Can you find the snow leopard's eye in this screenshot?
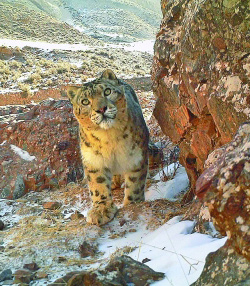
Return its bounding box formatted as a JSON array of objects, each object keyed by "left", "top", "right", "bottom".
[
  {"left": 81, "top": 98, "right": 90, "bottom": 105},
  {"left": 104, "top": 88, "right": 111, "bottom": 96}
]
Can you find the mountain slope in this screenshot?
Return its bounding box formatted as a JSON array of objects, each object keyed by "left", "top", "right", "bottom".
[
  {"left": 63, "top": 0, "right": 161, "bottom": 42},
  {"left": 0, "top": 0, "right": 100, "bottom": 44},
  {"left": 0, "top": 0, "right": 161, "bottom": 44}
]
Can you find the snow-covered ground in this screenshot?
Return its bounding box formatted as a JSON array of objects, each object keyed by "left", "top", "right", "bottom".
[
  {"left": 107, "top": 40, "right": 154, "bottom": 54},
  {"left": 10, "top": 144, "right": 36, "bottom": 162},
  {"left": 0, "top": 38, "right": 154, "bottom": 54},
  {"left": 99, "top": 164, "right": 227, "bottom": 286},
  {"left": 146, "top": 164, "right": 189, "bottom": 201},
  {"left": 100, "top": 217, "right": 226, "bottom": 286},
  {"left": 0, "top": 163, "right": 227, "bottom": 285}
]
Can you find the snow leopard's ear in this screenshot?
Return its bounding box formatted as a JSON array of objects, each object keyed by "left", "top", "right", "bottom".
[
  {"left": 101, "top": 69, "right": 118, "bottom": 82},
  {"left": 67, "top": 86, "right": 82, "bottom": 104}
]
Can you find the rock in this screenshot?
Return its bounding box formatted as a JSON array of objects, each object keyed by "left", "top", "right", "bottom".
[
  {"left": 70, "top": 211, "right": 84, "bottom": 220},
  {"left": 192, "top": 241, "right": 250, "bottom": 285},
  {"left": 43, "top": 201, "right": 62, "bottom": 210},
  {"left": 58, "top": 256, "right": 67, "bottom": 263},
  {"left": 0, "top": 86, "right": 68, "bottom": 106},
  {"left": 78, "top": 241, "right": 97, "bottom": 258},
  {"left": 0, "top": 269, "right": 12, "bottom": 282},
  {"left": 0, "top": 46, "right": 24, "bottom": 61},
  {"left": 49, "top": 271, "right": 81, "bottom": 286},
  {"left": 67, "top": 272, "right": 107, "bottom": 286},
  {"left": 36, "top": 271, "right": 48, "bottom": 279},
  {"left": 151, "top": 0, "right": 249, "bottom": 192},
  {"left": 104, "top": 255, "right": 164, "bottom": 285},
  {"left": 196, "top": 122, "right": 250, "bottom": 261},
  {"left": 23, "top": 262, "right": 40, "bottom": 271},
  {"left": 13, "top": 269, "right": 33, "bottom": 284},
  {"left": 0, "top": 220, "right": 4, "bottom": 230},
  {"left": 0, "top": 99, "right": 83, "bottom": 199},
  {"left": 50, "top": 255, "right": 164, "bottom": 286},
  {"left": 142, "top": 257, "right": 151, "bottom": 264},
  {"left": 119, "top": 218, "right": 127, "bottom": 227},
  {"left": 0, "top": 188, "right": 12, "bottom": 199},
  {"left": 13, "top": 174, "right": 25, "bottom": 199}
]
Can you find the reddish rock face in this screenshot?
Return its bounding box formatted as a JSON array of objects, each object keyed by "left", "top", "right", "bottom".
[
  {"left": 196, "top": 122, "right": 250, "bottom": 261},
  {"left": 0, "top": 46, "right": 24, "bottom": 60},
  {"left": 0, "top": 99, "right": 83, "bottom": 199},
  {"left": 192, "top": 241, "right": 250, "bottom": 285},
  {"left": 0, "top": 86, "right": 68, "bottom": 106},
  {"left": 152, "top": 0, "right": 249, "bottom": 191}
]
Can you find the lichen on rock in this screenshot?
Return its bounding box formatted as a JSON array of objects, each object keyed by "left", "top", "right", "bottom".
[
  {"left": 192, "top": 241, "right": 250, "bottom": 286},
  {"left": 196, "top": 122, "right": 250, "bottom": 261},
  {"left": 152, "top": 0, "right": 250, "bottom": 191}
]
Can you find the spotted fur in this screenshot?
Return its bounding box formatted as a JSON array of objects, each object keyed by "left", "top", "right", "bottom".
[{"left": 67, "top": 69, "right": 149, "bottom": 225}]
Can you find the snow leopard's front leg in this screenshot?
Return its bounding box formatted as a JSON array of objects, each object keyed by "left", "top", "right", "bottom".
[
  {"left": 123, "top": 159, "right": 148, "bottom": 205},
  {"left": 85, "top": 167, "right": 118, "bottom": 225}
]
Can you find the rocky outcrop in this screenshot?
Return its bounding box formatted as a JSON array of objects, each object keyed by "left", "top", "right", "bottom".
[
  {"left": 0, "top": 99, "right": 83, "bottom": 199},
  {"left": 49, "top": 255, "right": 164, "bottom": 286},
  {"left": 196, "top": 122, "right": 250, "bottom": 261},
  {"left": 152, "top": 0, "right": 250, "bottom": 191},
  {"left": 0, "top": 46, "right": 24, "bottom": 61},
  {"left": 0, "top": 86, "right": 68, "bottom": 106},
  {"left": 192, "top": 241, "right": 250, "bottom": 286}
]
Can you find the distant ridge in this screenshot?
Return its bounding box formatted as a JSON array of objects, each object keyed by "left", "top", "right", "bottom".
[
  {"left": 0, "top": 0, "right": 161, "bottom": 44},
  {"left": 0, "top": 0, "right": 100, "bottom": 44}
]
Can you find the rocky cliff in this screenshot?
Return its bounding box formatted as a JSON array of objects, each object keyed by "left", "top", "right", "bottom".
[
  {"left": 193, "top": 122, "right": 250, "bottom": 284},
  {"left": 152, "top": 0, "right": 250, "bottom": 191}
]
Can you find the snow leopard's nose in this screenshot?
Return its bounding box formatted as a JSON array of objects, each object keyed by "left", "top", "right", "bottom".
[{"left": 96, "top": 106, "right": 107, "bottom": 114}]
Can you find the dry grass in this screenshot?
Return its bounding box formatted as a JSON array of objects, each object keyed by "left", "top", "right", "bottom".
[
  {"left": 0, "top": 46, "right": 152, "bottom": 103},
  {"left": 0, "top": 2, "right": 99, "bottom": 45}
]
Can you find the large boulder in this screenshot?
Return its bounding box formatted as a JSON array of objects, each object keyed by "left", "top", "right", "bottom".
[
  {"left": 192, "top": 241, "right": 250, "bottom": 286},
  {"left": 0, "top": 46, "right": 24, "bottom": 61},
  {"left": 0, "top": 99, "right": 83, "bottom": 199},
  {"left": 193, "top": 122, "right": 250, "bottom": 284},
  {"left": 196, "top": 122, "right": 250, "bottom": 261},
  {"left": 152, "top": 0, "right": 250, "bottom": 191},
  {"left": 49, "top": 255, "right": 164, "bottom": 286}
]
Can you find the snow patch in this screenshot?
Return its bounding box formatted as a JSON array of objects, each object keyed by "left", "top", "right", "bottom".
[
  {"left": 0, "top": 38, "right": 154, "bottom": 54},
  {"left": 223, "top": 75, "right": 242, "bottom": 97},
  {"left": 0, "top": 38, "right": 91, "bottom": 52},
  {"left": 106, "top": 40, "right": 154, "bottom": 54},
  {"left": 146, "top": 164, "right": 189, "bottom": 201},
  {"left": 10, "top": 145, "right": 36, "bottom": 161},
  {"left": 99, "top": 216, "right": 227, "bottom": 286},
  {"left": 0, "top": 140, "right": 6, "bottom": 146}
]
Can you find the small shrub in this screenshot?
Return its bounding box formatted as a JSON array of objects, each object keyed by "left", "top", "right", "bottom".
[
  {"left": 26, "top": 72, "right": 42, "bottom": 84},
  {"left": 12, "top": 71, "right": 22, "bottom": 81},
  {"left": 0, "top": 66, "right": 11, "bottom": 75},
  {"left": 46, "top": 79, "right": 53, "bottom": 86},
  {"left": 18, "top": 83, "right": 32, "bottom": 98},
  {"left": 9, "top": 60, "right": 22, "bottom": 68},
  {"left": 56, "top": 62, "right": 71, "bottom": 74}
]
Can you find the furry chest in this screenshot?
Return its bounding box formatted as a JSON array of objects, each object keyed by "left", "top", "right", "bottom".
[{"left": 81, "top": 134, "right": 143, "bottom": 174}]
